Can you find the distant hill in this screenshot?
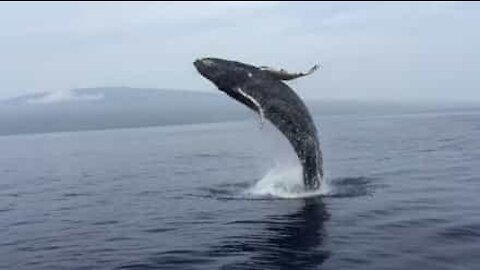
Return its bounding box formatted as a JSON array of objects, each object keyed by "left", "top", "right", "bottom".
[
  {"left": 1, "top": 87, "right": 479, "bottom": 136},
  {"left": 0, "top": 87, "right": 249, "bottom": 136}
]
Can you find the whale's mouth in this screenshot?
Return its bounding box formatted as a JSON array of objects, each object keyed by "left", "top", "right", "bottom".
[{"left": 193, "top": 59, "right": 211, "bottom": 78}]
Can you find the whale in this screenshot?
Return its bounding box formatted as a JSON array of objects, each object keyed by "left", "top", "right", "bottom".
[{"left": 194, "top": 58, "right": 323, "bottom": 190}]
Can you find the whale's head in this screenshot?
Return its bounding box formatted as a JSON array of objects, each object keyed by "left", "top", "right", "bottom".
[
  {"left": 194, "top": 57, "right": 263, "bottom": 112},
  {"left": 194, "top": 58, "right": 258, "bottom": 93}
]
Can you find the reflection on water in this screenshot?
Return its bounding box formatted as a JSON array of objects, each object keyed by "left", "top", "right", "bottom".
[
  {"left": 132, "top": 198, "right": 330, "bottom": 269},
  {"left": 125, "top": 178, "right": 375, "bottom": 269},
  {"left": 213, "top": 198, "right": 330, "bottom": 269}
]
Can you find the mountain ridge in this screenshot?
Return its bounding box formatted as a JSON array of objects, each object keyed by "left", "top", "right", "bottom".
[{"left": 1, "top": 87, "right": 479, "bottom": 136}]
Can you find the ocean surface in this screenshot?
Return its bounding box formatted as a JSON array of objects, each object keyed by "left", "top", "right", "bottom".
[{"left": 1, "top": 110, "right": 480, "bottom": 269}]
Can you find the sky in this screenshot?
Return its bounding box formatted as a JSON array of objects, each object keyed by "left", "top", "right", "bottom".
[{"left": 0, "top": 1, "right": 479, "bottom": 102}]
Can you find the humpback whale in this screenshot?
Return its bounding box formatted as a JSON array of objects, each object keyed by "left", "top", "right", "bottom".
[{"left": 194, "top": 58, "right": 322, "bottom": 190}]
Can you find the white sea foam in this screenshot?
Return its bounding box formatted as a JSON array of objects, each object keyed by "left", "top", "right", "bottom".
[{"left": 245, "top": 164, "right": 330, "bottom": 199}]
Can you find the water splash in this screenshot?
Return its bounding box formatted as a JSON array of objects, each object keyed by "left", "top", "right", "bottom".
[
  {"left": 197, "top": 173, "right": 373, "bottom": 200},
  {"left": 245, "top": 164, "right": 331, "bottom": 199},
  {"left": 240, "top": 121, "right": 330, "bottom": 199}
]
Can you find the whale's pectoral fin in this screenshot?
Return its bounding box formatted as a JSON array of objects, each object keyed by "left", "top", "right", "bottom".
[
  {"left": 236, "top": 87, "right": 265, "bottom": 128},
  {"left": 259, "top": 64, "right": 320, "bottom": 81},
  {"left": 305, "top": 64, "right": 320, "bottom": 76}
]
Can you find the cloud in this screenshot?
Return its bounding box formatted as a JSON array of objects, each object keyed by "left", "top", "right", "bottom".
[
  {"left": 27, "top": 90, "right": 103, "bottom": 104},
  {"left": 0, "top": 2, "right": 479, "bottom": 102}
]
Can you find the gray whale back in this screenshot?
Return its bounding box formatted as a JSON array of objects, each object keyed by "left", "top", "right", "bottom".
[{"left": 194, "top": 58, "right": 323, "bottom": 190}]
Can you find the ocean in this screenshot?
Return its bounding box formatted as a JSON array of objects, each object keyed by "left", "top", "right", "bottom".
[{"left": 1, "top": 109, "right": 480, "bottom": 269}]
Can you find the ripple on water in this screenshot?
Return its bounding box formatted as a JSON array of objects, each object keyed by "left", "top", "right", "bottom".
[
  {"left": 435, "top": 223, "right": 480, "bottom": 242},
  {"left": 193, "top": 175, "right": 378, "bottom": 201}
]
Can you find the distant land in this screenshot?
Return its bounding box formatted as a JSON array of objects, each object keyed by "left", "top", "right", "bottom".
[{"left": 1, "top": 87, "right": 479, "bottom": 136}]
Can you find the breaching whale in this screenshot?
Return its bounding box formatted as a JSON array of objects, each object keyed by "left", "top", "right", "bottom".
[{"left": 194, "top": 58, "right": 322, "bottom": 190}]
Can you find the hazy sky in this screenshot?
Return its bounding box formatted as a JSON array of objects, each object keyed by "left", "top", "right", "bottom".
[{"left": 1, "top": 1, "right": 479, "bottom": 101}]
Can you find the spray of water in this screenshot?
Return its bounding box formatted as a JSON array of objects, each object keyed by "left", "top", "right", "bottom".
[
  {"left": 243, "top": 121, "right": 331, "bottom": 199},
  {"left": 246, "top": 164, "right": 330, "bottom": 199}
]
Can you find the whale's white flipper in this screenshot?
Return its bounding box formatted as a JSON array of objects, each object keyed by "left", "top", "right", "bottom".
[{"left": 237, "top": 87, "right": 265, "bottom": 128}]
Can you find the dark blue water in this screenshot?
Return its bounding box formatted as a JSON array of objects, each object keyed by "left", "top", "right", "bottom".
[{"left": 1, "top": 111, "right": 480, "bottom": 269}]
